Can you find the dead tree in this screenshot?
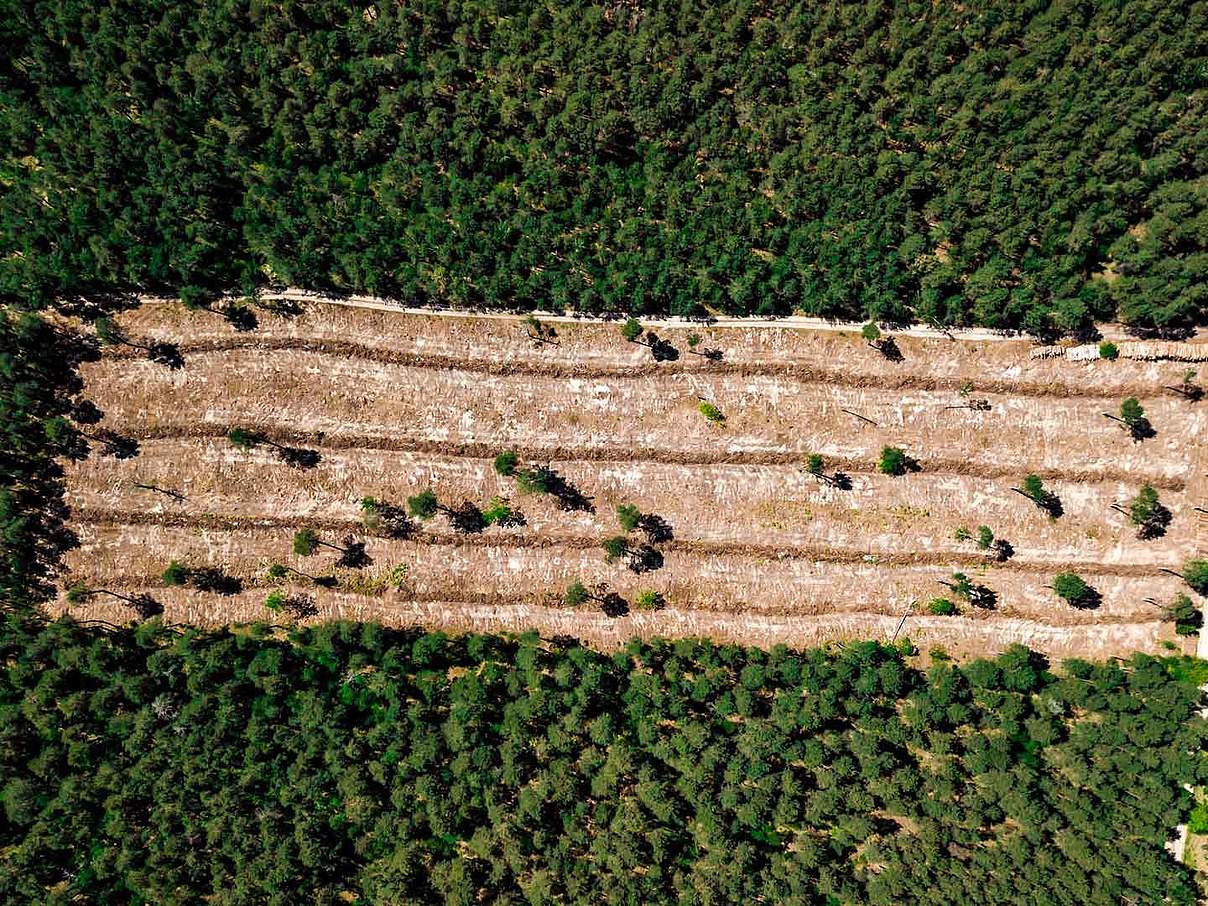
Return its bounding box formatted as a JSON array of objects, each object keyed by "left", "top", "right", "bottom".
[
  {"left": 132, "top": 480, "right": 186, "bottom": 501},
  {"left": 840, "top": 407, "right": 878, "bottom": 427}
]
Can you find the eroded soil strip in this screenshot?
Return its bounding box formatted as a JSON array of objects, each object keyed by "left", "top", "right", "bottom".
[
  {"left": 89, "top": 424, "right": 1190, "bottom": 491},
  {"left": 100, "top": 338, "right": 1179, "bottom": 400}
]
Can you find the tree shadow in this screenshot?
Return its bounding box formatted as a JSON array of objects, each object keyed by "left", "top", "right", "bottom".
[
  {"left": 262, "top": 298, "right": 305, "bottom": 318},
  {"left": 448, "top": 502, "right": 487, "bottom": 535},
  {"left": 638, "top": 514, "right": 674, "bottom": 543},
  {"left": 627, "top": 544, "right": 664, "bottom": 574},
  {"left": 282, "top": 594, "right": 319, "bottom": 619},
  {"left": 372, "top": 503, "right": 416, "bottom": 539},
  {"left": 277, "top": 447, "right": 322, "bottom": 470},
  {"left": 1069, "top": 587, "right": 1102, "bottom": 610},
  {"left": 1031, "top": 492, "right": 1063, "bottom": 518},
  {"left": 1127, "top": 418, "right": 1156, "bottom": 442},
  {"left": 1125, "top": 324, "right": 1196, "bottom": 341},
  {"left": 147, "top": 342, "right": 185, "bottom": 370},
  {"left": 990, "top": 539, "right": 1015, "bottom": 562},
  {"left": 189, "top": 567, "right": 243, "bottom": 596},
  {"left": 647, "top": 333, "right": 680, "bottom": 362},
  {"left": 543, "top": 469, "right": 594, "bottom": 513},
  {"left": 968, "top": 585, "right": 997, "bottom": 610},
  {"left": 876, "top": 338, "right": 904, "bottom": 362},
  {"left": 1137, "top": 505, "right": 1172, "bottom": 540},
  {"left": 336, "top": 540, "right": 372, "bottom": 569},
  {"left": 832, "top": 472, "right": 854, "bottom": 491},
  {"left": 222, "top": 304, "right": 259, "bottom": 332},
  {"left": 600, "top": 593, "right": 630, "bottom": 618},
  {"left": 129, "top": 593, "right": 164, "bottom": 619},
  {"left": 71, "top": 399, "right": 104, "bottom": 425},
  {"left": 1068, "top": 326, "right": 1104, "bottom": 344},
  {"left": 94, "top": 431, "right": 140, "bottom": 460},
  {"left": 313, "top": 576, "right": 339, "bottom": 589}
]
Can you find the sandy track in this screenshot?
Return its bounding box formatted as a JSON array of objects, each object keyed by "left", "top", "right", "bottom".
[{"left": 56, "top": 301, "right": 1207, "bottom": 658}]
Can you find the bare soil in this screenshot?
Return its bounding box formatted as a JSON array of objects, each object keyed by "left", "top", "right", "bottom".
[{"left": 54, "top": 302, "right": 1208, "bottom": 659}]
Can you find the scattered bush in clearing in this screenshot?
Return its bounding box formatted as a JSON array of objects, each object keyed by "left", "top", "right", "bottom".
[
  {"left": 564, "top": 582, "right": 592, "bottom": 607},
  {"left": 1182, "top": 559, "right": 1208, "bottom": 596},
  {"left": 616, "top": 504, "right": 642, "bottom": 533},
  {"left": 521, "top": 313, "right": 557, "bottom": 346},
  {"left": 1166, "top": 369, "right": 1203, "bottom": 402},
  {"left": 941, "top": 572, "right": 997, "bottom": 609},
  {"left": 514, "top": 467, "right": 554, "bottom": 495},
  {"left": 1098, "top": 341, "right": 1119, "bottom": 360},
  {"left": 227, "top": 427, "right": 261, "bottom": 452},
  {"left": 1125, "top": 485, "right": 1171, "bottom": 540},
  {"left": 1015, "top": 474, "right": 1063, "bottom": 517},
  {"left": 1105, "top": 397, "right": 1154, "bottom": 440},
  {"left": 878, "top": 446, "right": 914, "bottom": 476},
  {"left": 1162, "top": 594, "right": 1202, "bottom": 636},
  {"left": 359, "top": 497, "right": 414, "bottom": 538},
  {"left": 406, "top": 489, "right": 440, "bottom": 520},
  {"left": 806, "top": 454, "right": 825, "bottom": 478},
  {"left": 493, "top": 451, "right": 519, "bottom": 477},
  {"left": 481, "top": 496, "right": 523, "bottom": 527},
  {"left": 264, "top": 590, "right": 317, "bottom": 619},
  {"left": 698, "top": 401, "right": 724, "bottom": 423},
  {"left": 634, "top": 590, "right": 665, "bottom": 611},
  {"left": 293, "top": 528, "right": 320, "bottom": 556},
  {"left": 162, "top": 560, "right": 189, "bottom": 587},
  {"left": 227, "top": 426, "right": 319, "bottom": 469},
  {"left": 928, "top": 598, "right": 958, "bottom": 616},
  {"left": 601, "top": 536, "right": 630, "bottom": 564},
  {"left": 1051, "top": 572, "right": 1099, "bottom": 608},
  {"left": 64, "top": 583, "right": 162, "bottom": 618}
]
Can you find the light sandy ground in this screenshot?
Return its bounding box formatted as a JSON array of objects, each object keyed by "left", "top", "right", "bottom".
[{"left": 55, "top": 300, "right": 1208, "bottom": 660}]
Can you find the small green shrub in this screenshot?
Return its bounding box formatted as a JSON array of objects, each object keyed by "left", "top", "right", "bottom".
[
  {"left": 1098, "top": 341, "right": 1119, "bottom": 360},
  {"left": 162, "top": 560, "right": 189, "bottom": 586},
  {"left": 1182, "top": 559, "right": 1208, "bottom": 596},
  {"left": 975, "top": 525, "right": 994, "bottom": 550},
  {"left": 1052, "top": 572, "right": 1093, "bottom": 605},
  {"left": 878, "top": 446, "right": 912, "bottom": 476},
  {"left": 634, "top": 590, "right": 664, "bottom": 610},
  {"left": 407, "top": 489, "right": 440, "bottom": 519},
  {"left": 927, "top": 598, "right": 958, "bottom": 616},
  {"left": 493, "top": 451, "right": 519, "bottom": 477}
]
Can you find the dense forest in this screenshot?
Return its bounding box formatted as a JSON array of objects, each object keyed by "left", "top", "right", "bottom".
[
  {"left": 2, "top": 0, "right": 1205, "bottom": 330},
  {"left": 1, "top": 616, "right": 1206, "bottom": 905}
]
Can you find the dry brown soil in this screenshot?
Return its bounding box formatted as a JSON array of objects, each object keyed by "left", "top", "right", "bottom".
[{"left": 52, "top": 302, "right": 1208, "bottom": 659}]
